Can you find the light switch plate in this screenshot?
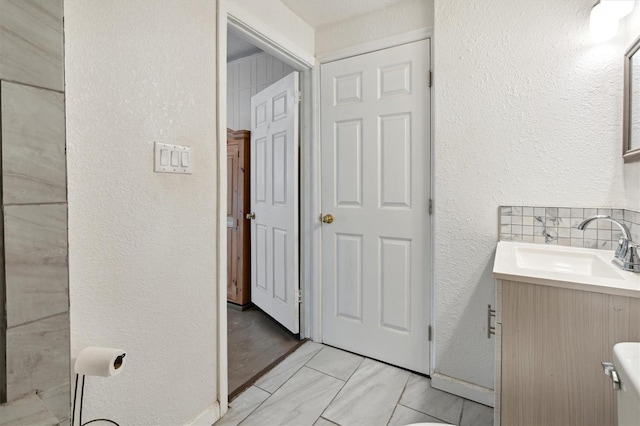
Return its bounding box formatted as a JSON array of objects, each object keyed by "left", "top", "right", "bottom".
[{"left": 154, "top": 142, "right": 192, "bottom": 174}]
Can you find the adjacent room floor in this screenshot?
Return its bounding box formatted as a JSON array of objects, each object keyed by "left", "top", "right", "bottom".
[
  {"left": 218, "top": 341, "right": 494, "bottom": 426},
  {"left": 228, "top": 305, "right": 303, "bottom": 397}
]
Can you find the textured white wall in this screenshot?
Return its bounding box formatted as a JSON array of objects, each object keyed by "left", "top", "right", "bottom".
[
  {"left": 315, "top": 0, "right": 434, "bottom": 56},
  {"left": 65, "top": 1, "right": 219, "bottom": 424},
  {"left": 434, "top": 0, "right": 640, "bottom": 392}
]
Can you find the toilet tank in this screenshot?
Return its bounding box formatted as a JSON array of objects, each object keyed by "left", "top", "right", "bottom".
[{"left": 613, "top": 342, "right": 640, "bottom": 426}]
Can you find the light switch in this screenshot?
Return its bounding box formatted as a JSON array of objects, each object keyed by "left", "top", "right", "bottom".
[
  {"left": 160, "top": 149, "right": 169, "bottom": 166},
  {"left": 154, "top": 142, "right": 193, "bottom": 174}
]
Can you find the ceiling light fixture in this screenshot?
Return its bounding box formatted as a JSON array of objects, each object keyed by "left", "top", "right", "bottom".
[
  {"left": 601, "top": 0, "right": 635, "bottom": 19},
  {"left": 590, "top": 0, "right": 636, "bottom": 43}
]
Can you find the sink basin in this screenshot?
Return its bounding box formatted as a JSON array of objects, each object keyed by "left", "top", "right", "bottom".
[
  {"left": 515, "top": 246, "right": 623, "bottom": 280},
  {"left": 493, "top": 242, "right": 640, "bottom": 298}
]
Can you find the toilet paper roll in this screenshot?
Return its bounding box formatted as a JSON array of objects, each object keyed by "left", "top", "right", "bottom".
[{"left": 75, "top": 346, "right": 126, "bottom": 377}]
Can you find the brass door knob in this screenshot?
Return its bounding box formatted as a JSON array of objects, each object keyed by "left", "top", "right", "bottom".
[
  {"left": 321, "top": 214, "right": 334, "bottom": 224},
  {"left": 246, "top": 212, "right": 256, "bottom": 220}
]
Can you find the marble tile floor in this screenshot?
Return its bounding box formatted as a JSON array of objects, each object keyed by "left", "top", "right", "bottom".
[{"left": 216, "top": 341, "right": 493, "bottom": 426}]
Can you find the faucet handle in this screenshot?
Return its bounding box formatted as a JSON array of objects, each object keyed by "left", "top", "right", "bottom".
[
  {"left": 615, "top": 238, "right": 629, "bottom": 260},
  {"left": 623, "top": 242, "right": 640, "bottom": 272}
]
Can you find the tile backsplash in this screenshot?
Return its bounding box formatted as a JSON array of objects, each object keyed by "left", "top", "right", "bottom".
[{"left": 499, "top": 206, "right": 640, "bottom": 250}]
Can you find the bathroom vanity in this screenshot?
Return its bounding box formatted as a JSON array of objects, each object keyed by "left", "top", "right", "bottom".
[{"left": 493, "top": 242, "right": 640, "bottom": 426}]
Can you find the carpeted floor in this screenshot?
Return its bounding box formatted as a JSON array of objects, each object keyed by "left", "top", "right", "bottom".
[{"left": 227, "top": 305, "right": 302, "bottom": 398}]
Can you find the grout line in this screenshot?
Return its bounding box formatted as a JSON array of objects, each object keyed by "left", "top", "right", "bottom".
[
  {"left": 317, "top": 379, "right": 348, "bottom": 425},
  {"left": 316, "top": 417, "right": 340, "bottom": 425},
  {"left": 394, "top": 373, "right": 412, "bottom": 410},
  {"left": 0, "top": 78, "right": 64, "bottom": 94},
  {"left": 339, "top": 356, "right": 365, "bottom": 384},
  {"left": 386, "top": 404, "right": 399, "bottom": 426},
  {"left": 317, "top": 356, "right": 356, "bottom": 423},
  {"left": 252, "top": 383, "right": 271, "bottom": 394},
  {"left": 305, "top": 344, "right": 325, "bottom": 364},
  {"left": 386, "top": 373, "right": 412, "bottom": 426},
  {"left": 304, "top": 364, "right": 347, "bottom": 382},
  {"left": 3, "top": 201, "right": 68, "bottom": 207},
  {"left": 6, "top": 311, "right": 68, "bottom": 330},
  {"left": 397, "top": 376, "right": 466, "bottom": 423},
  {"left": 256, "top": 343, "right": 323, "bottom": 396},
  {"left": 242, "top": 344, "right": 342, "bottom": 426},
  {"left": 236, "top": 389, "right": 271, "bottom": 426},
  {"left": 396, "top": 402, "right": 453, "bottom": 424},
  {"left": 459, "top": 398, "right": 466, "bottom": 425}
]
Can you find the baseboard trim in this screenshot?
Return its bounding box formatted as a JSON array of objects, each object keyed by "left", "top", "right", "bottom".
[
  {"left": 186, "top": 401, "right": 221, "bottom": 426},
  {"left": 430, "top": 373, "right": 494, "bottom": 407}
]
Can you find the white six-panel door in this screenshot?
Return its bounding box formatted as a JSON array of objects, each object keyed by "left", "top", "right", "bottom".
[
  {"left": 250, "top": 72, "right": 299, "bottom": 334},
  {"left": 320, "top": 40, "right": 431, "bottom": 373}
]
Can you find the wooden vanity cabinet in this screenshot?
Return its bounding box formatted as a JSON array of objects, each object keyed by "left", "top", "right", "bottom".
[
  {"left": 495, "top": 280, "right": 640, "bottom": 426},
  {"left": 227, "top": 129, "right": 251, "bottom": 306}
]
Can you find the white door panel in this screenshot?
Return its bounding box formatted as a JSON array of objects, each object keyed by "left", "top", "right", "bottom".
[
  {"left": 321, "top": 40, "right": 431, "bottom": 373},
  {"left": 250, "top": 71, "right": 299, "bottom": 334}
]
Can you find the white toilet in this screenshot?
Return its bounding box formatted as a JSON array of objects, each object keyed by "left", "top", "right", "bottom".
[{"left": 612, "top": 342, "right": 640, "bottom": 425}]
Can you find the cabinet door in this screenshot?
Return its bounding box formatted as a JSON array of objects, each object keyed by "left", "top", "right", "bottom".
[{"left": 501, "top": 282, "right": 640, "bottom": 426}]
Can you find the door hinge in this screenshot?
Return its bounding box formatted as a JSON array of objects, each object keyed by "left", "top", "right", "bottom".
[
  {"left": 295, "top": 288, "right": 302, "bottom": 304},
  {"left": 429, "top": 198, "right": 433, "bottom": 215},
  {"left": 428, "top": 70, "right": 432, "bottom": 88},
  {"left": 428, "top": 325, "right": 432, "bottom": 341},
  {"left": 294, "top": 91, "right": 302, "bottom": 104}
]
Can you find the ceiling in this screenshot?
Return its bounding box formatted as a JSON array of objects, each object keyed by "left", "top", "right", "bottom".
[
  {"left": 227, "top": 30, "right": 262, "bottom": 62},
  {"left": 280, "top": 0, "right": 405, "bottom": 28},
  {"left": 227, "top": 0, "right": 407, "bottom": 62}
]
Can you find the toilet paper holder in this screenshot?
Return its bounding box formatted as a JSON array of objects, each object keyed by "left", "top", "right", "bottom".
[{"left": 72, "top": 347, "right": 127, "bottom": 426}]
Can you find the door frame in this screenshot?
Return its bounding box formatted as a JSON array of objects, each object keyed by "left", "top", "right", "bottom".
[
  {"left": 312, "top": 28, "right": 435, "bottom": 372},
  {"left": 216, "top": 0, "right": 436, "bottom": 414},
  {"left": 215, "top": 0, "right": 315, "bottom": 417}
]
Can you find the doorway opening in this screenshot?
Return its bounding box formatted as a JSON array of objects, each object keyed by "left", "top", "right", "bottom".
[{"left": 225, "top": 26, "right": 308, "bottom": 399}]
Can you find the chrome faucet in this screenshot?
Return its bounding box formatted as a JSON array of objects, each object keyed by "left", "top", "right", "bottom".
[
  {"left": 578, "top": 215, "right": 639, "bottom": 273},
  {"left": 578, "top": 215, "right": 631, "bottom": 239}
]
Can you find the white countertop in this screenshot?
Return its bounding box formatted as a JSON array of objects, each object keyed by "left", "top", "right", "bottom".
[{"left": 493, "top": 241, "right": 640, "bottom": 298}]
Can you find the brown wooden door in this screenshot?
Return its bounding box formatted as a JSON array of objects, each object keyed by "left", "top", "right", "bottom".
[
  {"left": 227, "top": 143, "right": 240, "bottom": 301},
  {"left": 227, "top": 129, "right": 251, "bottom": 305}
]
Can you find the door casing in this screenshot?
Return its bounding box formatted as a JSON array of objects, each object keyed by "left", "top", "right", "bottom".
[
  {"left": 216, "top": 0, "right": 435, "bottom": 417},
  {"left": 215, "top": 0, "right": 315, "bottom": 418}
]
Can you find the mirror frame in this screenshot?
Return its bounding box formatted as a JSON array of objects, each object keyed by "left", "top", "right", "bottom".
[{"left": 623, "top": 35, "right": 640, "bottom": 162}]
